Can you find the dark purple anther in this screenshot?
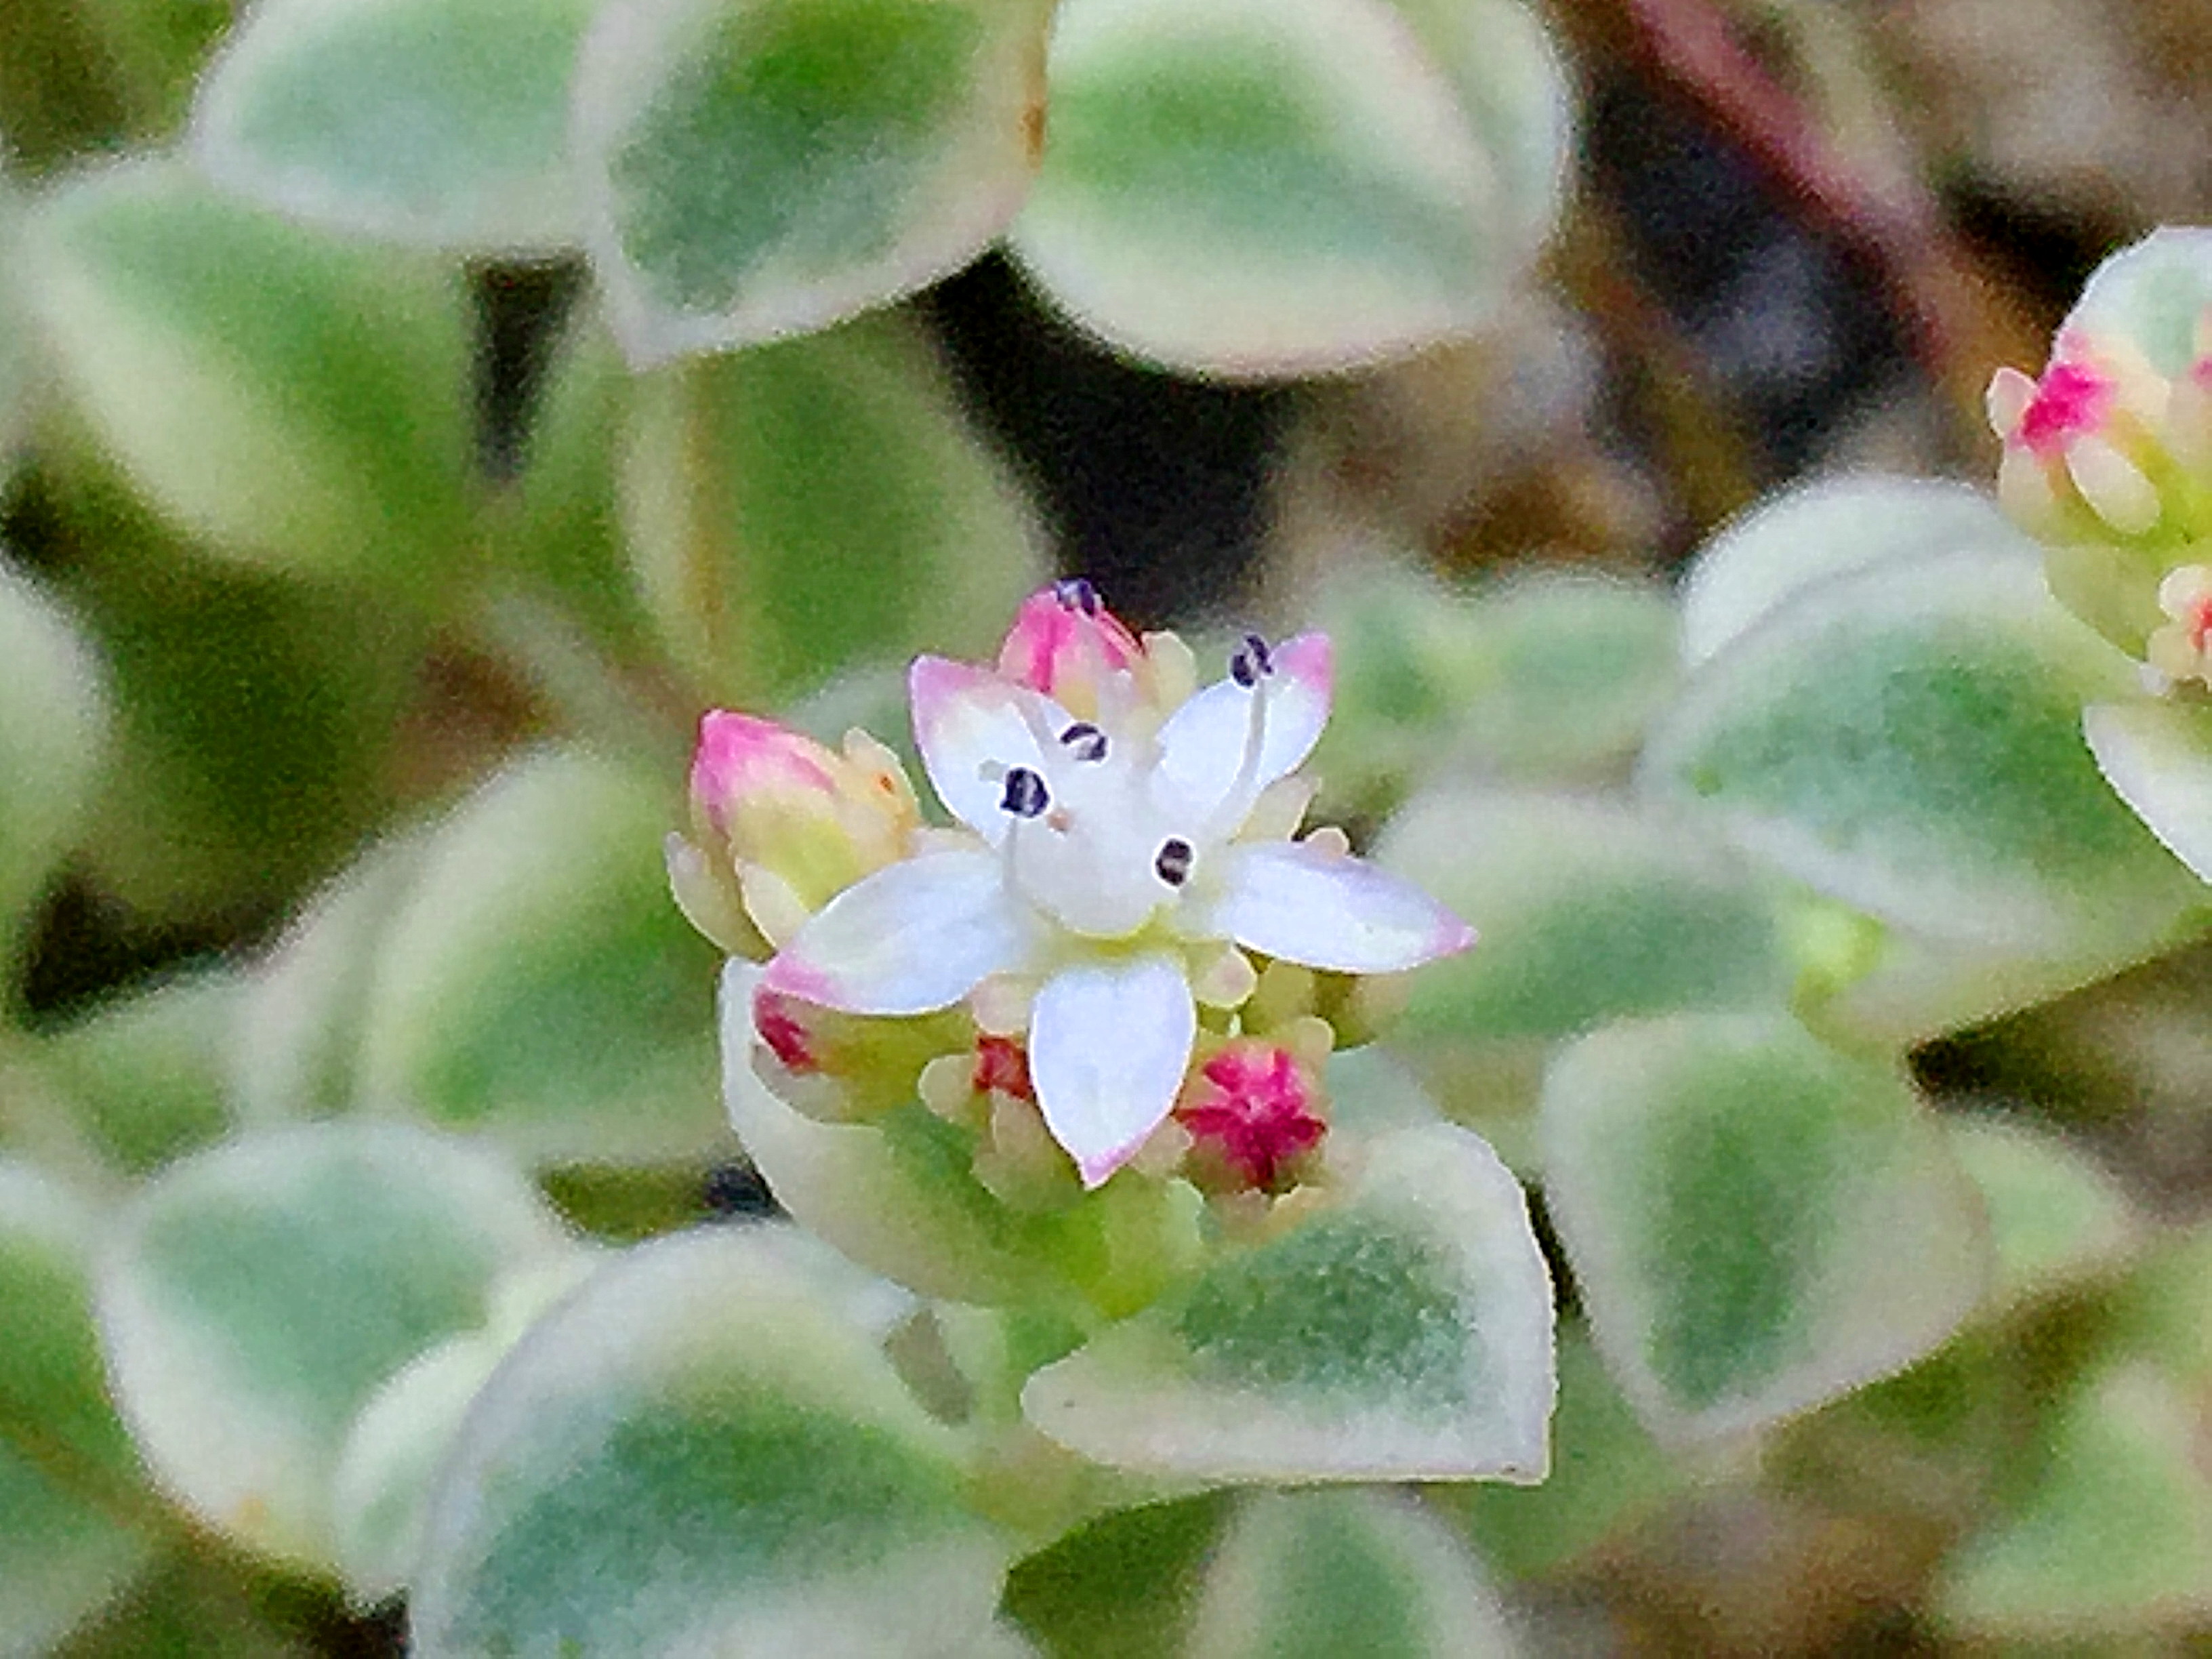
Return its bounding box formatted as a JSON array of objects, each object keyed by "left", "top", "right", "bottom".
[
  {"left": 1229, "top": 632, "right": 1273, "bottom": 688},
  {"left": 1053, "top": 577, "right": 1101, "bottom": 615},
  {"left": 1000, "top": 766, "right": 1050, "bottom": 818},
  {"left": 1059, "top": 721, "right": 1108, "bottom": 762},
  {"left": 1154, "top": 838, "right": 1194, "bottom": 886}
]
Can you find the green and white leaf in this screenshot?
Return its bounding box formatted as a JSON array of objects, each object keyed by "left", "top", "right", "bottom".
[
  {"left": 2064, "top": 226, "right": 2212, "bottom": 378},
  {"left": 1639, "top": 545, "right": 2203, "bottom": 956},
  {"left": 575, "top": 0, "right": 1050, "bottom": 362},
  {"left": 1022, "top": 1123, "right": 1554, "bottom": 1483},
  {"left": 18, "top": 161, "right": 475, "bottom": 592},
  {"left": 193, "top": 0, "right": 598, "bottom": 249},
  {"left": 0, "top": 561, "right": 108, "bottom": 981},
  {"left": 1011, "top": 0, "right": 1567, "bottom": 376},
  {"left": 359, "top": 750, "right": 726, "bottom": 1164},
  {"left": 1438, "top": 1326, "right": 1678, "bottom": 1580},
  {"left": 94, "top": 1122, "right": 575, "bottom": 1570},
  {"left": 2084, "top": 696, "right": 2212, "bottom": 884},
  {"left": 1375, "top": 787, "right": 1788, "bottom": 1051},
  {"left": 1678, "top": 474, "right": 2031, "bottom": 667},
  {"left": 1936, "top": 1362, "right": 2212, "bottom": 1641},
  {"left": 232, "top": 830, "right": 428, "bottom": 1124},
  {"left": 722, "top": 962, "right": 1065, "bottom": 1307},
  {"left": 624, "top": 310, "right": 1044, "bottom": 701},
  {"left": 409, "top": 1225, "right": 1011, "bottom": 1658},
  {"left": 1185, "top": 1488, "right": 1520, "bottom": 1658},
  {"left": 1540, "top": 1012, "right": 1987, "bottom": 1440}
]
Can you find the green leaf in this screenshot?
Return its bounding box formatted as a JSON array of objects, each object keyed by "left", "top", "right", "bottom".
[
  {"left": 1936, "top": 1363, "right": 2212, "bottom": 1641},
  {"left": 1639, "top": 545, "right": 2203, "bottom": 956},
  {"left": 2084, "top": 696, "right": 2212, "bottom": 884},
  {"left": 0, "top": 1163, "right": 140, "bottom": 1487},
  {"left": 18, "top": 160, "right": 475, "bottom": 592},
  {"left": 1002, "top": 1493, "right": 1233, "bottom": 1659},
  {"left": 409, "top": 1225, "right": 1012, "bottom": 1657},
  {"left": 1678, "top": 475, "right": 2031, "bottom": 667},
  {"left": 0, "top": 1446, "right": 152, "bottom": 1658},
  {"left": 1946, "top": 1114, "right": 2137, "bottom": 1311},
  {"left": 193, "top": 0, "right": 598, "bottom": 249},
  {"left": 1185, "top": 1488, "right": 1520, "bottom": 1659},
  {"left": 0, "top": 1164, "right": 157, "bottom": 1654},
  {"left": 1009, "top": 0, "right": 1567, "bottom": 375},
  {"left": 575, "top": 0, "right": 1049, "bottom": 361},
  {"left": 31, "top": 969, "right": 243, "bottom": 1174},
  {"left": 95, "top": 1122, "right": 575, "bottom": 1569},
  {"left": 623, "top": 309, "right": 1044, "bottom": 701},
  {"left": 358, "top": 749, "right": 726, "bottom": 1164},
  {"left": 1022, "top": 1124, "right": 1554, "bottom": 1482},
  {"left": 61, "top": 538, "right": 423, "bottom": 924},
  {"left": 1438, "top": 1326, "right": 1678, "bottom": 1580},
  {"left": 0, "top": 561, "right": 108, "bottom": 986},
  {"left": 1539, "top": 1012, "right": 1987, "bottom": 1439},
  {"left": 1377, "top": 788, "right": 1788, "bottom": 1052}
]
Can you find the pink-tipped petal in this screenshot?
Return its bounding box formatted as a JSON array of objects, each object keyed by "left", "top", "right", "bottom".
[
  {"left": 909, "top": 655, "right": 1062, "bottom": 842},
  {"left": 1154, "top": 632, "right": 1333, "bottom": 823},
  {"left": 1029, "top": 954, "right": 1196, "bottom": 1188},
  {"left": 762, "top": 850, "right": 1034, "bottom": 1015},
  {"left": 1213, "top": 840, "right": 1475, "bottom": 974}
]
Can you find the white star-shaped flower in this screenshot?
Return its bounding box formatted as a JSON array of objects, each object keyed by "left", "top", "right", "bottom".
[{"left": 759, "top": 611, "right": 1473, "bottom": 1186}]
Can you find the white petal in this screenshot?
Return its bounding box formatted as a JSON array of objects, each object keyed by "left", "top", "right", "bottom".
[
  {"left": 2066, "top": 435, "right": 2160, "bottom": 536},
  {"left": 1029, "top": 954, "right": 1196, "bottom": 1189},
  {"left": 762, "top": 850, "right": 1035, "bottom": 1015},
  {"left": 1154, "top": 633, "right": 1332, "bottom": 825},
  {"left": 909, "top": 656, "right": 1065, "bottom": 842},
  {"left": 1212, "top": 841, "right": 1475, "bottom": 973}
]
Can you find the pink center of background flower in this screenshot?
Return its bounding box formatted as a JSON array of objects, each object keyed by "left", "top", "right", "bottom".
[
  {"left": 1175, "top": 1044, "right": 1326, "bottom": 1191},
  {"left": 2017, "top": 361, "right": 2113, "bottom": 456},
  {"left": 972, "top": 1035, "right": 1034, "bottom": 1101},
  {"left": 2189, "top": 594, "right": 2212, "bottom": 655},
  {"left": 752, "top": 986, "right": 817, "bottom": 1073}
]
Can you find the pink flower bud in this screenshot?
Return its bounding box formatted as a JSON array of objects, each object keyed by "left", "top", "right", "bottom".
[
  {"left": 1174, "top": 1040, "right": 1327, "bottom": 1193},
  {"left": 684, "top": 713, "right": 916, "bottom": 948},
  {"left": 996, "top": 579, "right": 1146, "bottom": 720}
]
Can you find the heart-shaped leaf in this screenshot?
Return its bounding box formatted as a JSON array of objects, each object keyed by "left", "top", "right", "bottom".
[
  {"left": 409, "top": 1225, "right": 1012, "bottom": 1656},
  {"left": 575, "top": 0, "right": 1050, "bottom": 362},
  {"left": 0, "top": 562, "right": 108, "bottom": 985},
  {"left": 1010, "top": 0, "right": 1567, "bottom": 375},
  {"left": 358, "top": 749, "right": 726, "bottom": 1164},
  {"left": 95, "top": 1122, "right": 575, "bottom": 1570},
  {"left": 18, "top": 161, "right": 475, "bottom": 593},
  {"left": 1540, "top": 1012, "right": 1988, "bottom": 1440},
  {"left": 1022, "top": 1123, "right": 1554, "bottom": 1483},
  {"left": 2083, "top": 697, "right": 2212, "bottom": 884},
  {"left": 1678, "top": 475, "right": 2032, "bottom": 667},
  {"left": 1640, "top": 546, "right": 2202, "bottom": 956},
  {"left": 192, "top": 0, "right": 598, "bottom": 250},
  {"left": 623, "top": 310, "right": 1044, "bottom": 702}
]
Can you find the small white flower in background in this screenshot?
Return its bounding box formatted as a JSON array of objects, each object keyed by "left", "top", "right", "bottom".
[
  {"left": 708, "top": 580, "right": 1473, "bottom": 1189},
  {"left": 2146, "top": 564, "right": 2212, "bottom": 690}
]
